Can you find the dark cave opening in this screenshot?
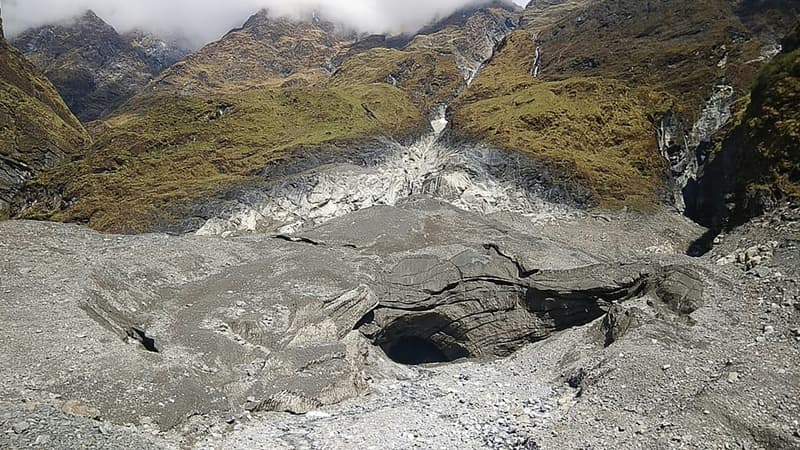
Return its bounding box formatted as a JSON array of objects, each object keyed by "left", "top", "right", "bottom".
[
  {"left": 128, "top": 327, "right": 160, "bottom": 353},
  {"left": 687, "top": 227, "right": 721, "bottom": 257},
  {"left": 380, "top": 335, "right": 451, "bottom": 365}
]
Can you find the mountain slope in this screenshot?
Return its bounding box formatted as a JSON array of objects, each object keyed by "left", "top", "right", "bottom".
[
  {"left": 0, "top": 8, "right": 89, "bottom": 218},
  {"left": 332, "top": 2, "right": 519, "bottom": 115},
  {"left": 15, "top": 11, "right": 428, "bottom": 232},
  {"left": 449, "top": 0, "right": 799, "bottom": 210},
  {"left": 12, "top": 10, "right": 189, "bottom": 121},
  {"left": 690, "top": 20, "right": 800, "bottom": 227},
  {"left": 154, "top": 11, "right": 350, "bottom": 94},
  {"left": 13, "top": 2, "right": 798, "bottom": 232},
  {"left": 450, "top": 31, "right": 671, "bottom": 208},
  {"left": 14, "top": 5, "right": 526, "bottom": 233}
]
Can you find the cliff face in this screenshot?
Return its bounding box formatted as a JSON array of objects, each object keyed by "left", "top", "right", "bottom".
[
  {"left": 11, "top": 10, "right": 189, "bottom": 122},
  {"left": 689, "top": 20, "right": 800, "bottom": 228},
  {"left": 0, "top": 7, "right": 89, "bottom": 218}
]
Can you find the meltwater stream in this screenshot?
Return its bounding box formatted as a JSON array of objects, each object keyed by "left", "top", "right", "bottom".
[{"left": 197, "top": 115, "right": 571, "bottom": 236}]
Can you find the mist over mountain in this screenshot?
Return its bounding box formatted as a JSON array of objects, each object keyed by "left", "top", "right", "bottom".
[{"left": 3, "top": 0, "right": 529, "bottom": 47}]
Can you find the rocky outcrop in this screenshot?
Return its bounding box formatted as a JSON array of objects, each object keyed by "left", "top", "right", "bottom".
[
  {"left": 0, "top": 6, "right": 89, "bottom": 218},
  {"left": 123, "top": 30, "right": 191, "bottom": 75},
  {"left": 359, "top": 252, "right": 704, "bottom": 363},
  {"left": 11, "top": 10, "right": 189, "bottom": 121},
  {"left": 688, "top": 21, "right": 800, "bottom": 228},
  {"left": 405, "top": 1, "right": 520, "bottom": 82}
]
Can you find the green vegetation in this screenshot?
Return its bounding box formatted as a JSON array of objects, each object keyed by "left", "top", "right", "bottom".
[
  {"left": 0, "top": 41, "right": 85, "bottom": 133},
  {"left": 22, "top": 83, "right": 424, "bottom": 232},
  {"left": 0, "top": 78, "right": 87, "bottom": 158},
  {"left": 155, "top": 12, "right": 347, "bottom": 94},
  {"left": 15, "top": 10, "right": 436, "bottom": 233},
  {"left": 452, "top": 31, "right": 671, "bottom": 208},
  {"left": 452, "top": 0, "right": 798, "bottom": 209},
  {"left": 0, "top": 38, "right": 89, "bottom": 211},
  {"left": 331, "top": 47, "right": 463, "bottom": 114},
  {"left": 733, "top": 20, "right": 800, "bottom": 202},
  {"left": 524, "top": 0, "right": 778, "bottom": 115},
  {"left": 12, "top": 0, "right": 798, "bottom": 231}
]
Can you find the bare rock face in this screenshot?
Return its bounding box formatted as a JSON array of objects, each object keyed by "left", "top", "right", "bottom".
[
  {"left": 11, "top": 10, "right": 189, "bottom": 121},
  {"left": 360, "top": 252, "right": 704, "bottom": 363}
]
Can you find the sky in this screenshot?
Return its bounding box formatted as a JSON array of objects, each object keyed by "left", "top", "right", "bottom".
[{"left": 2, "top": 0, "right": 530, "bottom": 47}]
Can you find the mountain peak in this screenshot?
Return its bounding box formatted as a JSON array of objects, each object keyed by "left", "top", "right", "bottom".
[
  {"left": 11, "top": 10, "right": 188, "bottom": 122},
  {"left": 80, "top": 9, "right": 102, "bottom": 21},
  {"left": 239, "top": 8, "right": 349, "bottom": 38},
  {"left": 73, "top": 9, "right": 116, "bottom": 32}
]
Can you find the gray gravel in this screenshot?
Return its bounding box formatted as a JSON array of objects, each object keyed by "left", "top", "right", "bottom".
[{"left": 1, "top": 202, "right": 798, "bottom": 449}]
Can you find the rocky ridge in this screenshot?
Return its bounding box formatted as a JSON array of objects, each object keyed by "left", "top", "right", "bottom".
[
  {"left": 11, "top": 10, "right": 189, "bottom": 122},
  {"left": 0, "top": 6, "right": 89, "bottom": 219}
]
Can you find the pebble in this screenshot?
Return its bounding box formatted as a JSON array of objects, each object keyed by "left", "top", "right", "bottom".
[
  {"left": 661, "top": 364, "right": 671, "bottom": 371},
  {"left": 12, "top": 421, "right": 30, "bottom": 434},
  {"left": 763, "top": 325, "right": 775, "bottom": 334},
  {"left": 727, "top": 372, "right": 740, "bottom": 383}
]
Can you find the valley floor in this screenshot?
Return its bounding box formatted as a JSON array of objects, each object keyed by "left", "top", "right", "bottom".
[
  {"left": 202, "top": 207, "right": 800, "bottom": 450},
  {"left": 0, "top": 200, "right": 798, "bottom": 450}
]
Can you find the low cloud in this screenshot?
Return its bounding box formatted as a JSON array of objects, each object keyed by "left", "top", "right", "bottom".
[{"left": 2, "top": 0, "right": 529, "bottom": 47}]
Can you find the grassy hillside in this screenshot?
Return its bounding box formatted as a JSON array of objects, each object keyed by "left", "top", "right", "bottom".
[
  {"left": 20, "top": 84, "right": 423, "bottom": 232},
  {"left": 739, "top": 23, "right": 800, "bottom": 200},
  {"left": 154, "top": 11, "right": 349, "bottom": 94},
  {"left": 0, "top": 15, "right": 89, "bottom": 218},
  {"left": 331, "top": 47, "right": 463, "bottom": 114},
  {"left": 451, "top": 31, "right": 671, "bottom": 208},
  {"left": 450, "top": 0, "right": 797, "bottom": 209}
]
